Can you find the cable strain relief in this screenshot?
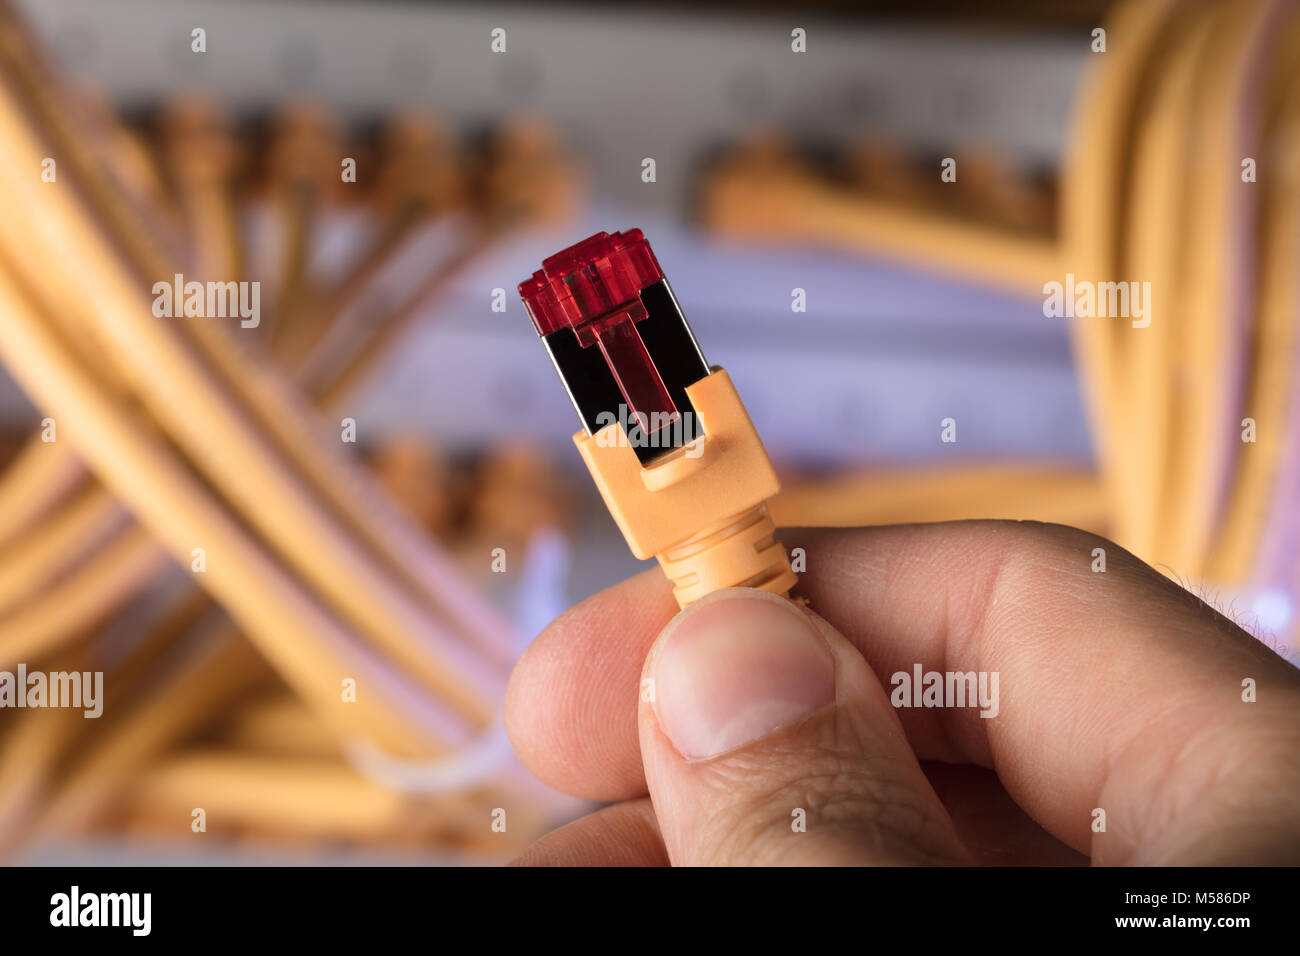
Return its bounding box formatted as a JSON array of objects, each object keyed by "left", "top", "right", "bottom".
[{"left": 655, "top": 502, "right": 797, "bottom": 608}]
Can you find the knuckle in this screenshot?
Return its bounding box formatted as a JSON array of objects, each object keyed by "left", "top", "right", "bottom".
[{"left": 696, "top": 740, "right": 956, "bottom": 865}]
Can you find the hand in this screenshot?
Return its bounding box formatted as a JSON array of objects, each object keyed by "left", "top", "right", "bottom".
[{"left": 505, "top": 521, "right": 1300, "bottom": 865}]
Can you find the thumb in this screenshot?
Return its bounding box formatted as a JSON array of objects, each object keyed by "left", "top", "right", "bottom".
[{"left": 639, "top": 587, "right": 968, "bottom": 866}]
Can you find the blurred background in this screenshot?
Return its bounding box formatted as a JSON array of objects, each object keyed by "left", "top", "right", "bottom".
[{"left": 0, "top": 0, "right": 1295, "bottom": 863}]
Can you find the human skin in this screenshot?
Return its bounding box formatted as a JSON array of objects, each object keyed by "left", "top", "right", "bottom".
[{"left": 505, "top": 521, "right": 1300, "bottom": 866}]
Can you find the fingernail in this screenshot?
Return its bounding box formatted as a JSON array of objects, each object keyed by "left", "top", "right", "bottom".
[{"left": 650, "top": 590, "right": 835, "bottom": 760}]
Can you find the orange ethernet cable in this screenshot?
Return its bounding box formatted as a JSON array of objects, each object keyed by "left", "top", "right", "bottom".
[
  {"left": 1211, "top": 13, "right": 1300, "bottom": 585},
  {"left": 0, "top": 439, "right": 86, "bottom": 552},
  {"left": 279, "top": 112, "right": 464, "bottom": 371},
  {"left": 0, "top": 5, "right": 542, "bottom": 661},
  {"left": 0, "top": 643, "right": 92, "bottom": 851},
  {"left": 1156, "top": 0, "right": 1280, "bottom": 578},
  {"left": 159, "top": 98, "right": 246, "bottom": 288},
  {"left": 0, "top": 53, "right": 534, "bottom": 823},
  {"left": 519, "top": 229, "right": 797, "bottom": 609},
  {"left": 1116, "top": 4, "right": 1213, "bottom": 566},
  {"left": 0, "top": 60, "right": 514, "bottom": 677},
  {"left": 701, "top": 139, "right": 1058, "bottom": 296},
  {"left": 304, "top": 120, "right": 577, "bottom": 406},
  {"left": 0, "top": 23, "right": 501, "bottom": 668},
  {"left": 770, "top": 463, "right": 1107, "bottom": 531},
  {"left": 119, "top": 748, "right": 531, "bottom": 852},
  {"left": 0, "top": 62, "right": 500, "bottom": 747},
  {"left": 0, "top": 19, "right": 547, "bottom": 833},
  {"left": 261, "top": 105, "right": 342, "bottom": 347},
  {"left": 20, "top": 629, "right": 264, "bottom": 849},
  {"left": 0, "top": 262, "right": 465, "bottom": 757}
]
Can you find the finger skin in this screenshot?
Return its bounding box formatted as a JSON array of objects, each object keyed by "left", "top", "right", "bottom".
[
  {"left": 508, "top": 798, "right": 668, "bottom": 867},
  {"left": 921, "top": 762, "right": 1086, "bottom": 866},
  {"left": 505, "top": 567, "right": 672, "bottom": 800},
  {"left": 507, "top": 521, "right": 1300, "bottom": 863},
  {"left": 508, "top": 765, "right": 1082, "bottom": 866},
  {"left": 791, "top": 521, "right": 1300, "bottom": 863},
  {"left": 638, "top": 588, "right": 969, "bottom": 866}
]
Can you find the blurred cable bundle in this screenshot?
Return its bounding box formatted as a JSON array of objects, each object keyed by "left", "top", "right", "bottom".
[
  {"left": 710, "top": 0, "right": 1300, "bottom": 652},
  {"left": 0, "top": 1, "right": 578, "bottom": 860}
]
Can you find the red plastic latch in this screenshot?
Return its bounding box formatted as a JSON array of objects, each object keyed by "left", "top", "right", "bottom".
[{"left": 519, "top": 230, "right": 678, "bottom": 434}]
